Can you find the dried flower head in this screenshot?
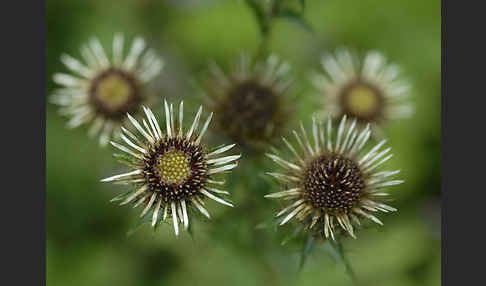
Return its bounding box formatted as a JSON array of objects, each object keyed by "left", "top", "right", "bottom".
[
  {"left": 102, "top": 100, "right": 240, "bottom": 236},
  {"left": 205, "top": 54, "right": 293, "bottom": 151},
  {"left": 265, "top": 115, "right": 403, "bottom": 240},
  {"left": 50, "top": 33, "right": 164, "bottom": 146},
  {"left": 311, "top": 48, "right": 413, "bottom": 130}
]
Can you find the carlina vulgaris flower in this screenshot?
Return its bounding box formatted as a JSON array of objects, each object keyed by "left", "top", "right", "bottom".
[
  {"left": 204, "top": 53, "right": 294, "bottom": 152},
  {"left": 264, "top": 115, "right": 403, "bottom": 240},
  {"left": 101, "top": 100, "right": 240, "bottom": 236},
  {"left": 310, "top": 48, "right": 413, "bottom": 134},
  {"left": 50, "top": 33, "right": 164, "bottom": 146}
]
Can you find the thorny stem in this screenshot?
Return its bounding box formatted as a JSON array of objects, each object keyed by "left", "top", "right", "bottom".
[{"left": 332, "top": 236, "right": 359, "bottom": 285}]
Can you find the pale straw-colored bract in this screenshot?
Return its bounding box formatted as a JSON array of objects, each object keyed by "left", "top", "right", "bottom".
[
  {"left": 265, "top": 115, "right": 403, "bottom": 240},
  {"left": 101, "top": 100, "right": 240, "bottom": 236},
  {"left": 208, "top": 53, "right": 292, "bottom": 95},
  {"left": 50, "top": 33, "right": 164, "bottom": 146},
  {"left": 311, "top": 48, "right": 413, "bottom": 132}
]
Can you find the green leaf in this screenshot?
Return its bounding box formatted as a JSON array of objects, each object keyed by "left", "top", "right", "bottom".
[
  {"left": 187, "top": 221, "right": 195, "bottom": 241},
  {"left": 268, "top": 145, "right": 282, "bottom": 156},
  {"left": 255, "top": 221, "right": 269, "bottom": 230},
  {"left": 321, "top": 240, "right": 341, "bottom": 263},
  {"left": 206, "top": 143, "right": 227, "bottom": 154},
  {"left": 299, "top": 0, "right": 305, "bottom": 11},
  {"left": 299, "top": 235, "right": 315, "bottom": 271},
  {"left": 126, "top": 215, "right": 152, "bottom": 237},
  {"left": 280, "top": 224, "right": 304, "bottom": 245},
  {"left": 258, "top": 172, "right": 279, "bottom": 190},
  {"left": 152, "top": 211, "right": 167, "bottom": 232},
  {"left": 326, "top": 237, "right": 359, "bottom": 284},
  {"left": 113, "top": 152, "right": 139, "bottom": 165},
  {"left": 109, "top": 189, "right": 134, "bottom": 203}
]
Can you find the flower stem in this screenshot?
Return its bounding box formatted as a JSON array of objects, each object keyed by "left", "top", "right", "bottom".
[
  {"left": 256, "top": 28, "right": 271, "bottom": 60},
  {"left": 332, "top": 237, "right": 359, "bottom": 285},
  {"left": 245, "top": 0, "right": 279, "bottom": 60}
]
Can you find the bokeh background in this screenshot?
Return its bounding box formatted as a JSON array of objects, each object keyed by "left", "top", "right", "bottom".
[{"left": 46, "top": 0, "right": 441, "bottom": 285}]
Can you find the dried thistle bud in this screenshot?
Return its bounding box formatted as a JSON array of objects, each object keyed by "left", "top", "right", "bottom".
[
  {"left": 205, "top": 54, "right": 293, "bottom": 151},
  {"left": 265, "top": 115, "right": 403, "bottom": 240}
]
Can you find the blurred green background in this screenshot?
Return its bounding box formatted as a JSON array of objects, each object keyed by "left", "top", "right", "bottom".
[{"left": 46, "top": 0, "right": 440, "bottom": 285}]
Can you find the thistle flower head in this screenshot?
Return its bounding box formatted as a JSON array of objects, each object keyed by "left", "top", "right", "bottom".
[
  {"left": 265, "top": 115, "right": 403, "bottom": 240},
  {"left": 102, "top": 100, "right": 240, "bottom": 236},
  {"left": 311, "top": 48, "right": 413, "bottom": 129},
  {"left": 205, "top": 54, "right": 293, "bottom": 151},
  {"left": 50, "top": 33, "right": 164, "bottom": 146}
]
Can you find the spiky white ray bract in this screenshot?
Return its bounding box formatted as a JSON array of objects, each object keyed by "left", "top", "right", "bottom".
[
  {"left": 265, "top": 115, "right": 403, "bottom": 240},
  {"left": 102, "top": 100, "right": 240, "bottom": 236},
  {"left": 50, "top": 33, "right": 164, "bottom": 146}
]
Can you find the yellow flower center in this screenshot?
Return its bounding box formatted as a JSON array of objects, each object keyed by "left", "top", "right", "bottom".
[
  {"left": 344, "top": 84, "right": 380, "bottom": 118},
  {"left": 95, "top": 73, "right": 134, "bottom": 111},
  {"left": 156, "top": 149, "right": 192, "bottom": 185}
]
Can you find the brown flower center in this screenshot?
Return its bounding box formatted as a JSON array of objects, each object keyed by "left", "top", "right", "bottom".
[
  {"left": 217, "top": 80, "right": 283, "bottom": 146},
  {"left": 302, "top": 154, "right": 365, "bottom": 214}
]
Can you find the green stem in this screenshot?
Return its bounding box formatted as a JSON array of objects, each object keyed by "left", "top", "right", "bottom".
[
  {"left": 333, "top": 237, "right": 359, "bottom": 285},
  {"left": 256, "top": 28, "right": 270, "bottom": 60},
  {"left": 299, "top": 235, "right": 315, "bottom": 270},
  {"left": 245, "top": 0, "right": 279, "bottom": 60}
]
